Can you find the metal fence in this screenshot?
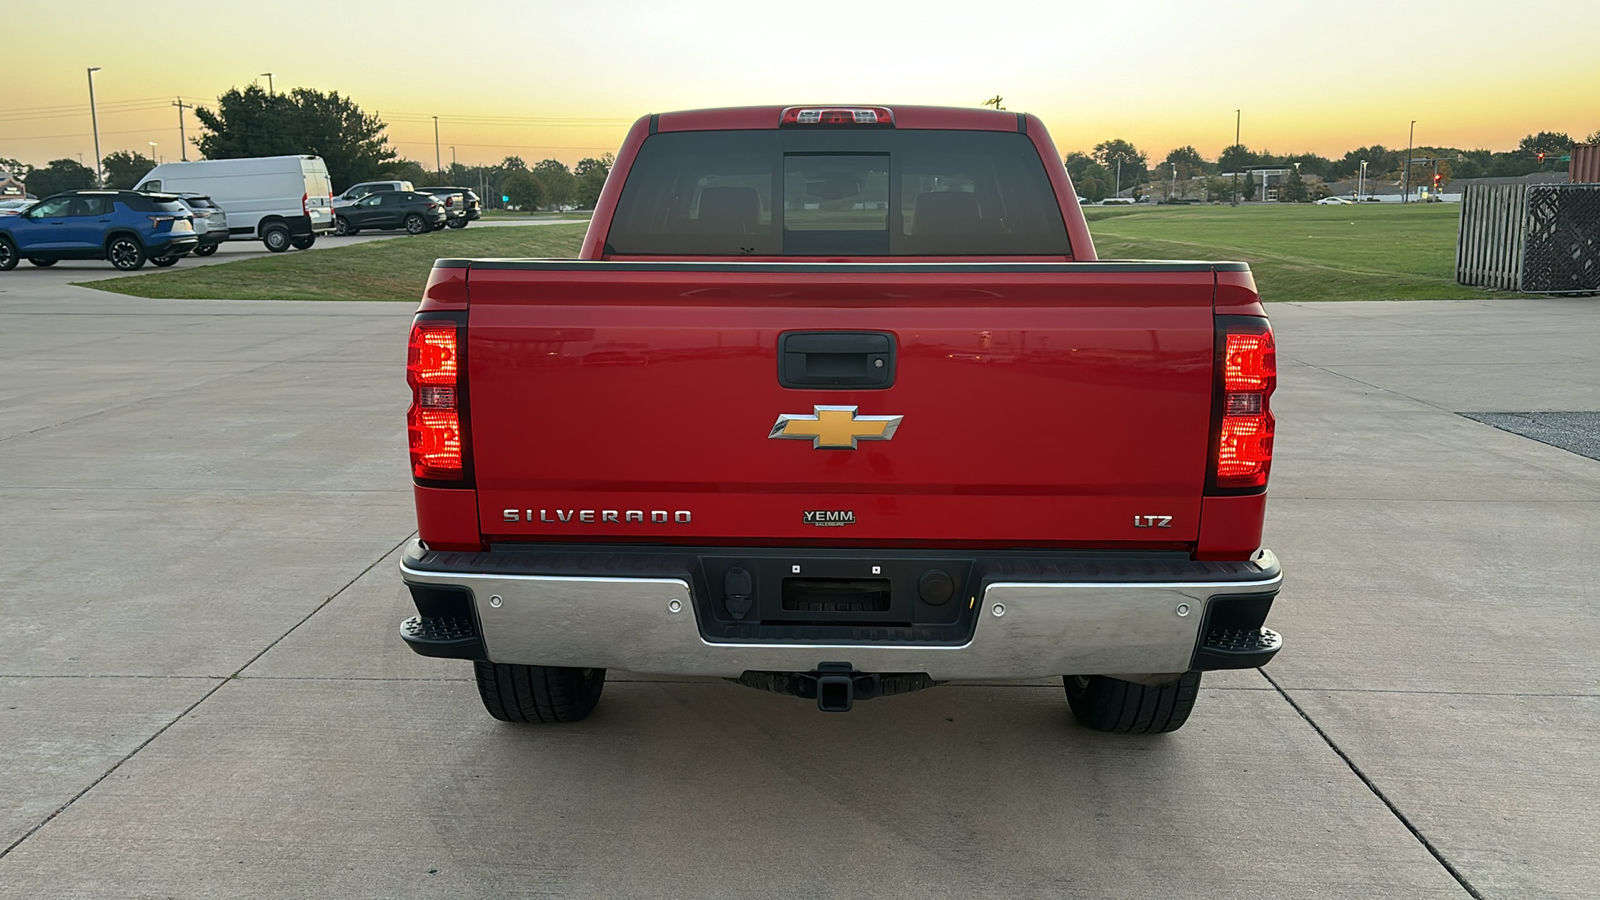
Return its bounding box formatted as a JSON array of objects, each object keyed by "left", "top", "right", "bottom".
[{"left": 1457, "top": 184, "right": 1600, "bottom": 294}]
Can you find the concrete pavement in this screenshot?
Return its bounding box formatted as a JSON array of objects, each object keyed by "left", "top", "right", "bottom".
[{"left": 0, "top": 287, "right": 1596, "bottom": 897}]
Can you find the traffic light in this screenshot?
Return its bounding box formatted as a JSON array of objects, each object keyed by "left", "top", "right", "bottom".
[
  {"left": 1433, "top": 173, "right": 1442, "bottom": 184},
  {"left": 1538, "top": 152, "right": 1546, "bottom": 163}
]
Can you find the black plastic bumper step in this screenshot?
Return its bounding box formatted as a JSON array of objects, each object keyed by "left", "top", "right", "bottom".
[
  {"left": 399, "top": 615, "right": 483, "bottom": 659},
  {"left": 1194, "top": 626, "right": 1283, "bottom": 670}
]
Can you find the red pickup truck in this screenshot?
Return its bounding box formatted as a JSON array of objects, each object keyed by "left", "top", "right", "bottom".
[{"left": 399, "top": 105, "right": 1282, "bottom": 734}]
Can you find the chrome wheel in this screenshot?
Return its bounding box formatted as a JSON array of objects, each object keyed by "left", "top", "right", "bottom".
[{"left": 405, "top": 214, "right": 426, "bottom": 235}]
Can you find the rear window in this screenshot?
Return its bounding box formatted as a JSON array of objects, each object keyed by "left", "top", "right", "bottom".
[
  {"left": 151, "top": 199, "right": 188, "bottom": 214},
  {"left": 183, "top": 197, "right": 215, "bottom": 209},
  {"left": 606, "top": 129, "right": 1069, "bottom": 256}
]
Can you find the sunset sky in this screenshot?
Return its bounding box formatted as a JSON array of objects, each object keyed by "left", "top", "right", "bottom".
[{"left": 4, "top": 0, "right": 1597, "bottom": 175}]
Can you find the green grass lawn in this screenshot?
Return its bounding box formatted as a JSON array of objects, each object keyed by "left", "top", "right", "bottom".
[
  {"left": 1085, "top": 203, "right": 1504, "bottom": 302},
  {"left": 86, "top": 203, "right": 1495, "bottom": 303},
  {"left": 85, "top": 225, "right": 589, "bottom": 302}
]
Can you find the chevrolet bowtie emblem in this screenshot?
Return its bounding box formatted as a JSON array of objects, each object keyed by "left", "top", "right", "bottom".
[{"left": 769, "top": 405, "right": 903, "bottom": 450}]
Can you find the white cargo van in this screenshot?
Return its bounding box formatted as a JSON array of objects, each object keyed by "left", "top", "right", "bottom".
[{"left": 135, "top": 156, "right": 335, "bottom": 252}]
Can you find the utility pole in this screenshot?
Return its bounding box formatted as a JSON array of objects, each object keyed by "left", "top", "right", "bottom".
[
  {"left": 260, "top": 72, "right": 274, "bottom": 94},
  {"left": 1404, "top": 120, "right": 1415, "bottom": 203},
  {"left": 433, "top": 116, "right": 443, "bottom": 179},
  {"left": 1359, "top": 159, "right": 1367, "bottom": 200},
  {"left": 1171, "top": 163, "right": 1178, "bottom": 201},
  {"left": 172, "top": 97, "right": 193, "bottom": 161},
  {"left": 87, "top": 67, "right": 103, "bottom": 186},
  {"left": 450, "top": 146, "right": 457, "bottom": 172},
  {"left": 1115, "top": 159, "right": 1122, "bottom": 199},
  {"left": 1232, "top": 109, "right": 1241, "bottom": 207}
]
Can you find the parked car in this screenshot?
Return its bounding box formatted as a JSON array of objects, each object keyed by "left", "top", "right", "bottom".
[
  {"left": 1, "top": 198, "right": 37, "bottom": 216},
  {"left": 0, "top": 190, "right": 198, "bottom": 271},
  {"left": 334, "top": 190, "right": 446, "bottom": 236},
  {"left": 1314, "top": 196, "right": 1353, "bottom": 205},
  {"left": 135, "top": 156, "right": 335, "bottom": 253},
  {"left": 334, "top": 180, "right": 413, "bottom": 209},
  {"left": 416, "top": 186, "right": 482, "bottom": 227},
  {"left": 175, "top": 193, "right": 229, "bottom": 256}
]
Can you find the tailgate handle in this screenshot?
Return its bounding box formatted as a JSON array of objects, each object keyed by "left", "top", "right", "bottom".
[{"left": 778, "top": 331, "right": 896, "bottom": 389}]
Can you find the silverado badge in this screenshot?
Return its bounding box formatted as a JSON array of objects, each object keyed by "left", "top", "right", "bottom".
[{"left": 769, "top": 405, "right": 903, "bottom": 450}]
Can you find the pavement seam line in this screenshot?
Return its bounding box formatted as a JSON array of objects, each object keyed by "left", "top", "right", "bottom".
[
  {"left": 1260, "top": 669, "right": 1486, "bottom": 900},
  {"left": 0, "top": 533, "right": 414, "bottom": 862}
]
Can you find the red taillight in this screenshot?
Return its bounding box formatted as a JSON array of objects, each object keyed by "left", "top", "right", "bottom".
[
  {"left": 302, "top": 192, "right": 309, "bottom": 216},
  {"left": 407, "top": 320, "right": 465, "bottom": 480},
  {"left": 1212, "top": 326, "right": 1276, "bottom": 490},
  {"left": 780, "top": 106, "right": 895, "bottom": 127}
]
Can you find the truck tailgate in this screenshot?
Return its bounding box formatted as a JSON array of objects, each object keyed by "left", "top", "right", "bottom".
[{"left": 465, "top": 262, "right": 1218, "bottom": 546}]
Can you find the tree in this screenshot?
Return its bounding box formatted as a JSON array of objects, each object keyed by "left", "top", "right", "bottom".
[
  {"left": 1163, "top": 146, "right": 1208, "bottom": 178},
  {"left": 1064, "top": 152, "right": 1112, "bottom": 202},
  {"left": 1281, "top": 168, "right": 1309, "bottom": 202},
  {"left": 25, "top": 158, "right": 96, "bottom": 197},
  {"left": 573, "top": 153, "right": 614, "bottom": 209},
  {"left": 1518, "top": 132, "right": 1572, "bottom": 156},
  {"left": 502, "top": 170, "right": 546, "bottom": 211},
  {"left": 0, "top": 157, "right": 27, "bottom": 179},
  {"left": 194, "top": 85, "right": 398, "bottom": 191},
  {"left": 383, "top": 159, "right": 432, "bottom": 186},
  {"left": 532, "top": 159, "right": 575, "bottom": 208},
  {"left": 1587, "top": 129, "right": 1600, "bottom": 145},
  {"left": 1281, "top": 153, "right": 1332, "bottom": 179},
  {"left": 1092, "top": 139, "right": 1147, "bottom": 194},
  {"left": 1217, "top": 144, "right": 1262, "bottom": 173},
  {"left": 1330, "top": 146, "right": 1403, "bottom": 181},
  {"left": 101, "top": 151, "right": 155, "bottom": 189}
]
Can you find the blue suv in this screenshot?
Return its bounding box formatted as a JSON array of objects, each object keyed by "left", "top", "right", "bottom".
[{"left": 0, "top": 190, "right": 200, "bottom": 272}]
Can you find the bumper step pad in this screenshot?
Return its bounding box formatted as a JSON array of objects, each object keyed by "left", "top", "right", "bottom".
[
  {"left": 400, "top": 615, "right": 484, "bottom": 659},
  {"left": 1194, "top": 626, "right": 1283, "bottom": 670}
]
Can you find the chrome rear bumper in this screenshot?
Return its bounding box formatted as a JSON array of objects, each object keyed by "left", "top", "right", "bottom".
[{"left": 399, "top": 540, "right": 1281, "bottom": 679}]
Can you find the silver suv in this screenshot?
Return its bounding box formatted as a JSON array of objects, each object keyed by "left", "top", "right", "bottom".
[{"left": 176, "top": 194, "right": 228, "bottom": 257}]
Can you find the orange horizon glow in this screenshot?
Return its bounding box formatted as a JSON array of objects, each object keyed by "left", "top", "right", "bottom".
[{"left": 3, "top": 0, "right": 1596, "bottom": 177}]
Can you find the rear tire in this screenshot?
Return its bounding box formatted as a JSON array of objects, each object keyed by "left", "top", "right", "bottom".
[
  {"left": 150, "top": 256, "right": 179, "bottom": 267},
  {"left": 404, "top": 214, "right": 427, "bottom": 235},
  {"left": 27, "top": 258, "right": 58, "bottom": 267},
  {"left": 334, "top": 216, "right": 351, "bottom": 236},
  {"left": 262, "top": 224, "right": 291, "bottom": 253},
  {"left": 474, "top": 662, "right": 606, "bottom": 723},
  {"left": 0, "top": 237, "right": 16, "bottom": 270},
  {"left": 290, "top": 235, "right": 315, "bottom": 250},
  {"left": 447, "top": 218, "right": 467, "bottom": 229},
  {"left": 107, "top": 235, "right": 147, "bottom": 271},
  {"left": 193, "top": 243, "right": 218, "bottom": 257},
  {"left": 1064, "top": 672, "right": 1201, "bottom": 734}
]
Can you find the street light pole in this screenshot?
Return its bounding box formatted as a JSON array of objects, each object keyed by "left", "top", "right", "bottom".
[
  {"left": 451, "top": 146, "right": 457, "bottom": 173},
  {"left": 87, "top": 67, "right": 103, "bottom": 186},
  {"left": 1359, "top": 159, "right": 1367, "bottom": 200},
  {"left": 260, "top": 72, "right": 274, "bottom": 94},
  {"left": 433, "top": 116, "right": 443, "bottom": 179},
  {"left": 1232, "top": 108, "right": 1241, "bottom": 207},
  {"left": 149, "top": 141, "right": 158, "bottom": 165},
  {"left": 1171, "top": 163, "right": 1177, "bottom": 202},
  {"left": 1404, "top": 120, "right": 1415, "bottom": 203},
  {"left": 1115, "top": 159, "right": 1122, "bottom": 199}
]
